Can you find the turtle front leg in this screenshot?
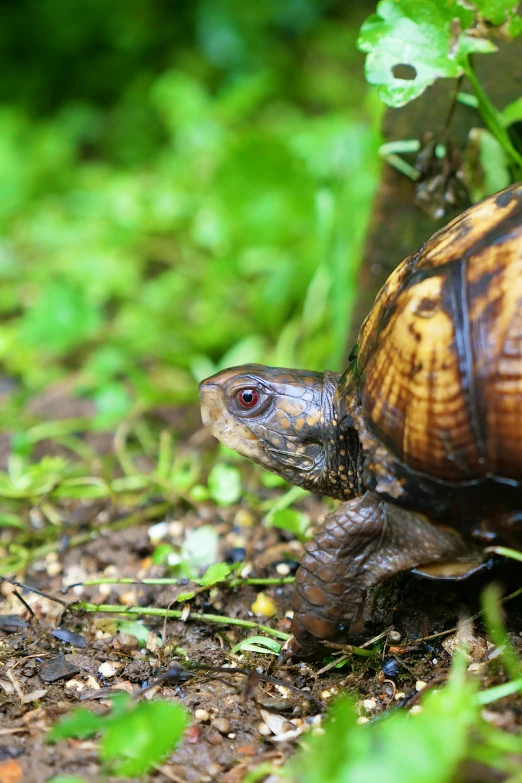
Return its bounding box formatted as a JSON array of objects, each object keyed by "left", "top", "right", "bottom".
[{"left": 286, "top": 491, "right": 477, "bottom": 660}]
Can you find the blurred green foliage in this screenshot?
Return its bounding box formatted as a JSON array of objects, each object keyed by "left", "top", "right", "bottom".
[{"left": 0, "top": 0, "right": 381, "bottom": 427}]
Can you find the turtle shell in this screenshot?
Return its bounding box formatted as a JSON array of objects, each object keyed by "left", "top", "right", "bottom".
[{"left": 356, "top": 183, "right": 522, "bottom": 485}]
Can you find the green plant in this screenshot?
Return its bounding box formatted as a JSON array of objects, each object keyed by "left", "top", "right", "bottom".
[
  {"left": 47, "top": 692, "right": 188, "bottom": 777},
  {"left": 287, "top": 650, "right": 522, "bottom": 783}
]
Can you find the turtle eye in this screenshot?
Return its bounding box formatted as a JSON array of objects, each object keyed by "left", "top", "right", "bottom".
[{"left": 237, "top": 388, "right": 259, "bottom": 409}]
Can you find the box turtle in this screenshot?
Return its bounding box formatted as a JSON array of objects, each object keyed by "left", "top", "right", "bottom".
[{"left": 199, "top": 183, "right": 522, "bottom": 660}]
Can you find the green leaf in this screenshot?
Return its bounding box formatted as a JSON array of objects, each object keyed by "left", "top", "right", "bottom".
[
  {"left": 47, "top": 707, "right": 103, "bottom": 742},
  {"left": 48, "top": 777, "right": 89, "bottom": 783},
  {"left": 357, "top": 0, "right": 496, "bottom": 108},
  {"left": 101, "top": 700, "right": 187, "bottom": 776},
  {"left": 0, "top": 512, "right": 25, "bottom": 529},
  {"left": 231, "top": 635, "right": 281, "bottom": 655},
  {"left": 198, "top": 561, "right": 231, "bottom": 586},
  {"left": 482, "top": 583, "right": 521, "bottom": 680},
  {"left": 466, "top": 128, "right": 511, "bottom": 203},
  {"left": 208, "top": 463, "right": 242, "bottom": 506},
  {"left": 152, "top": 543, "right": 175, "bottom": 565},
  {"left": 289, "top": 653, "right": 479, "bottom": 783},
  {"left": 47, "top": 695, "right": 187, "bottom": 777},
  {"left": 176, "top": 591, "right": 196, "bottom": 602},
  {"left": 116, "top": 620, "right": 152, "bottom": 646},
  {"left": 270, "top": 508, "right": 311, "bottom": 542},
  {"left": 485, "top": 545, "right": 522, "bottom": 564},
  {"left": 20, "top": 281, "right": 101, "bottom": 354},
  {"left": 180, "top": 525, "right": 219, "bottom": 577},
  {"left": 473, "top": 0, "right": 522, "bottom": 28},
  {"left": 476, "top": 678, "right": 522, "bottom": 705},
  {"left": 502, "top": 97, "right": 522, "bottom": 126},
  {"left": 93, "top": 382, "right": 133, "bottom": 428}
]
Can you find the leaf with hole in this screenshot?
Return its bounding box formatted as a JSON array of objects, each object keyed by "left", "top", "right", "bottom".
[{"left": 358, "top": 0, "right": 496, "bottom": 107}]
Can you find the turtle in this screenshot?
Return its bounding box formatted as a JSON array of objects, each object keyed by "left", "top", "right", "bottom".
[{"left": 199, "top": 182, "right": 522, "bottom": 660}]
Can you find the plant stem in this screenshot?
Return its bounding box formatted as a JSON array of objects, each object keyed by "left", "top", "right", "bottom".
[
  {"left": 71, "top": 601, "right": 375, "bottom": 656},
  {"left": 73, "top": 576, "right": 295, "bottom": 588},
  {"left": 71, "top": 601, "right": 291, "bottom": 641},
  {"left": 463, "top": 61, "right": 522, "bottom": 172}
]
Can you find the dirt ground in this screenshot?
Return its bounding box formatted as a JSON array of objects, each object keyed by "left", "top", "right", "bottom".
[{"left": 1, "top": 406, "right": 522, "bottom": 783}]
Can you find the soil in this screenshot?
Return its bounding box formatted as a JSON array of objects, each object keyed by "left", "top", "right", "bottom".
[{"left": 1, "top": 405, "right": 522, "bottom": 783}]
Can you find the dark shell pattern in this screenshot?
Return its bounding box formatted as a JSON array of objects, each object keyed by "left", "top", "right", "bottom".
[{"left": 356, "top": 183, "right": 522, "bottom": 486}]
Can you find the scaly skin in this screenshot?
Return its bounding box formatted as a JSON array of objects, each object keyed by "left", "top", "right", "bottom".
[{"left": 199, "top": 364, "right": 479, "bottom": 659}]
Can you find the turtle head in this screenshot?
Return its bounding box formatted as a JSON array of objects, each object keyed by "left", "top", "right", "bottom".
[{"left": 199, "top": 364, "right": 360, "bottom": 498}]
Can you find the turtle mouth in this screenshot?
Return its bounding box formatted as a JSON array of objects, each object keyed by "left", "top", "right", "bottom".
[{"left": 199, "top": 380, "right": 262, "bottom": 460}]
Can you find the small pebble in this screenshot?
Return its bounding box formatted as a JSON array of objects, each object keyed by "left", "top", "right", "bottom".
[
  {"left": 356, "top": 717, "right": 370, "bottom": 725},
  {"left": 410, "top": 705, "right": 423, "bottom": 715},
  {"left": 467, "top": 662, "right": 485, "bottom": 674},
  {"left": 381, "top": 658, "right": 399, "bottom": 679},
  {"left": 168, "top": 520, "right": 184, "bottom": 537},
  {"left": 258, "top": 722, "right": 272, "bottom": 736},
  {"left": 234, "top": 509, "right": 255, "bottom": 527},
  {"left": 211, "top": 718, "right": 230, "bottom": 734},
  {"left": 148, "top": 521, "right": 169, "bottom": 543},
  {"left": 388, "top": 630, "right": 402, "bottom": 642},
  {"left": 415, "top": 680, "right": 428, "bottom": 692},
  {"left": 227, "top": 732, "right": 236, "bottom": 739},
  {"left": 208, "top": 763, "right": 222, "bottom": 777},
  {"left": 251, "top": 593, "right": 277, "bottom": 618},
  {"left": 321, "top": 690, "right": 332, "bottom": 699},
  {"left": 394, "top": 692, "right": 406, "bottom": 701},
  {"left": 194, "top": 709, "right": 210, "bottom": 722},
  {"left": 231, "top": 547, "right": 247, "bottom": 563},
  {"left": 98, "top": 661, "right": 124, "bottom": 678},
  {"left": 362, "top": 698, "right": 377, "bottom": 711},
  {"left": 119, "top": 591, "right": 138, "bottom": 606},
  {"left": 276, "top": 562, "right": 291, "bottom": 576}
]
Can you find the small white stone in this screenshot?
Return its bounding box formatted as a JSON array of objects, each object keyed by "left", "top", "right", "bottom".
[
  {"left": 65, "top": 679, "right": 85, "bottom": 691},
  {"left": 415, "top": 680, "right": 428, "bottom": 692},
  {"left": 388, "top": 630, "right": 401, "bottom": 642},
  {"left": 194, "top": 709, "right": 210, "bottom": 722},
  {"left": 276, "top": 563, "right": 291, "bottom": 576},
  {"left": 258, "top": 722, "right": 272, "bottom": 736},
  {"left": 98, "top": 662, "right": 124, "bottom": 678},
  {"left": 227, "top": 733, "right": 236, "bottom": 739},
  {"left": 321, "top": 690, "right": 332, "bottom": 699},
  {"left": 394, "top": 692, "right": 406, "bottom": 700},
  {"left": 46, "top": 560, "right": 62, "bottom": 577},
  {"left": 362, "top": 698, "right": 377, "bottom": 711},
  {"left": 356, "top": 716, "right": 370, "bottom": 725},
  {"left": 211, "top": 718, "right": 230, "bottom": 734},
  {"left": 148, "top": 521, "right": 169, "bottom": 543},
  {"left": 168, "top": 520, "right": 184, "bottom": 537}
]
